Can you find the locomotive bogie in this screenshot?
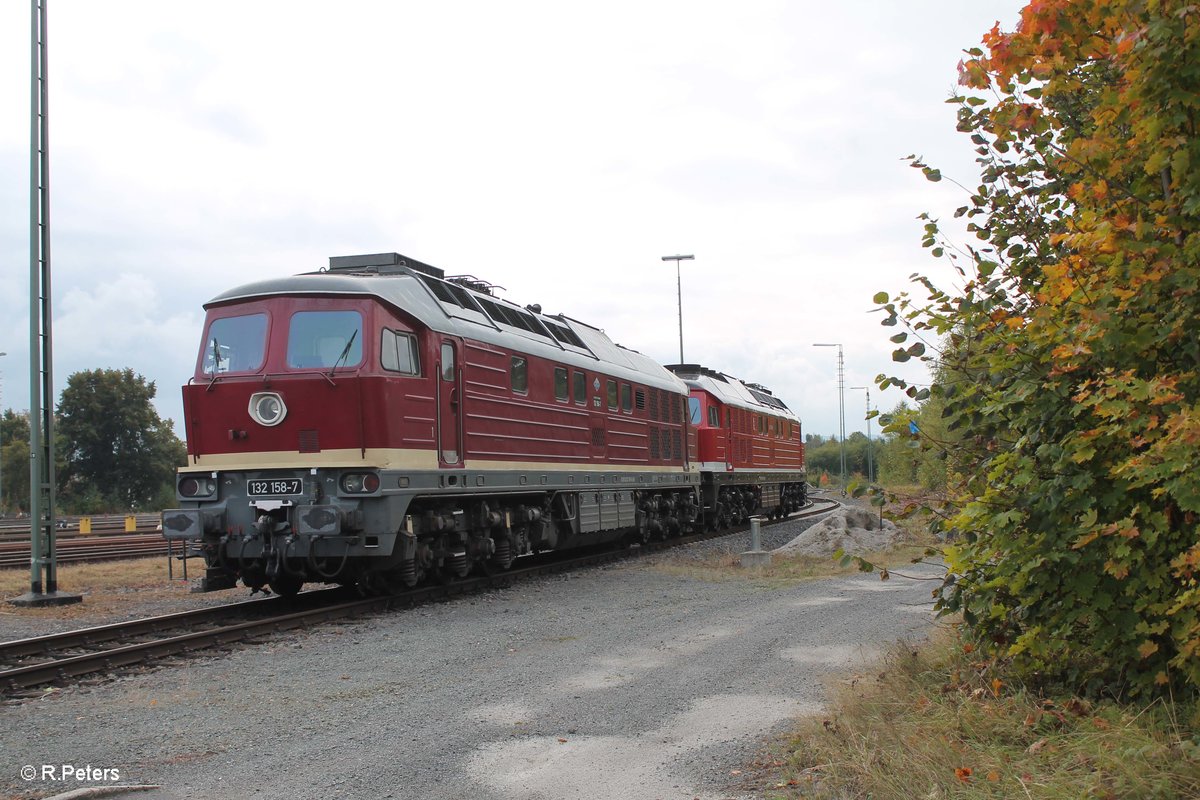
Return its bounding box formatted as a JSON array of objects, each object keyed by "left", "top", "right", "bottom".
[{"left": 169, "top": 469, "right": 699, "bottom": 593}]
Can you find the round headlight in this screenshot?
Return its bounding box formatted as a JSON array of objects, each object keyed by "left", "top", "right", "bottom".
[
  {"left": 339, "top": 473, "right": 380, "bottom": 494},
  {"left": 248, "top": 392, "right": 287, "bottom": 427},
  {"left": 179, "top": 477, "right": 215, "bottom": 498}
]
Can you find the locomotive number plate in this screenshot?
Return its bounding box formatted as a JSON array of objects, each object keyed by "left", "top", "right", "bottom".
[{"left": 247, "top": 479, "right": 302, "bottom": 497}]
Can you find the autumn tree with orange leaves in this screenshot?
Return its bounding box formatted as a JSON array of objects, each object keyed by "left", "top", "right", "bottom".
[{"left": 877, "top": 0, "right": 1200, "bottom": 695}]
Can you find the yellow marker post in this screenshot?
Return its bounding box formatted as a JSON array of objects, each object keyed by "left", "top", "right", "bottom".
[
  {"left": 125, "top": 515, "right": 137, "bottom": 532},
  {"left": 79, "top": 517, "right": 92, "bottom": 535}
]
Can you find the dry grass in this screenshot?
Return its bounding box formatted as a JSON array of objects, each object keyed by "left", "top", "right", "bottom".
[
  {"left": 756, "top": 627, "right": 1200, "bottom": 799},
  {"left": 0, "top": 557, "right": 215, "bottom": 625},
  {"left": 648, "top": 542, "right": 936, "bottom": 587}
]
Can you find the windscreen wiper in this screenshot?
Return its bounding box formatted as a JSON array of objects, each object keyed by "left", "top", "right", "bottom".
[
  {"left": 206, "top": 338, "right": 222, "bottom": 390},
  {"left": 327, "top": 329, "right": 358, "bottom": 378}
]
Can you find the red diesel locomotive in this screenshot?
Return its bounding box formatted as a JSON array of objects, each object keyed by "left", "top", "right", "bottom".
[
  {"left": 668, "top": 364, "right": 806, "bottom": 528},
  {"left": 163, "top": 253, "right": 804, "bottom": 595}
]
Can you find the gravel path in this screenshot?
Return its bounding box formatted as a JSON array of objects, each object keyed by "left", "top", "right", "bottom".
[{"left": 2, "top": 512, "right": 941, "bottom": 800}]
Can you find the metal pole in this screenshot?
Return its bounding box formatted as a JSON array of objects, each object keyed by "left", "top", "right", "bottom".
[
  {"left": 661, "top": 254, "right": 694, "bottom": 363},
  {"left": 813, "top": 343, "right": 846, "bottom": 488},
  {"left": 39, "top": 0, "right": 60, "bottom": 596},
  {"left": 866, "top": 386, "right": 873, "bottom": 482},
  {"left": 28, "top": 0, "right": 43, "bottom": 597},
  {"left": 14, "top": 0, "right": 78, "bottom": 606},
  {"left": 837, "top": 345, "right": 846, "bottom": 486},
  {"left": 0, "top": 352, "right": 6, "bottom": 514},
  {"left": 675, "top": 261, "right": 683, "bottom": 362},
  {"left": 851, "top": 385, "right": 874, "bottom": 483}
]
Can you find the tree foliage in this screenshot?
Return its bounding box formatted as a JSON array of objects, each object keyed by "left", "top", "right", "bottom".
[
  {"left": 0, "top": 410, "right": 30, "bottom": 514},
  {"left": 878, "top": 0, "right": 1200, "bottom": 695},
  {"left": 57, "top": 368, "right": 185, "bottom": 511},
  {"left": 805, "top": 432, "right": 875, "bottom": 484}
]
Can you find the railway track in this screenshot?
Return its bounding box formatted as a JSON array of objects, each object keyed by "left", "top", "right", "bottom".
[
  {"left": 0, "top": 498, "right": 839, "bottom": 697},
  {"left": 0, "top": 513, "right": 162, "bottom": 542},
  {"left": 0, "top": 533, "right": 171, "bottom": 569}
]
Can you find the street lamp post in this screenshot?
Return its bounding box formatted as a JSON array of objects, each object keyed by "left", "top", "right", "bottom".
[
  {"left": 812, "top": 343, "right": 846, "bottom": 488},
  {"left": 850, "top": 385, "right": 874, "bottom": 483},
  {"left": 661, "top": 254, "right": 694, "bottom": 363}
]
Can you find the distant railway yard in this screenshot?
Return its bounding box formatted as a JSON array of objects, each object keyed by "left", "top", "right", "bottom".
[{"left": 0, "top": 515, "right": 170, "bottom": 569}]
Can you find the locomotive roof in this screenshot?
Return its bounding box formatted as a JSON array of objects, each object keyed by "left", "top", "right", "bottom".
[
  {"left": 666, "top": 364, "right": 800, "bottom": 422},
  {"left": 206, "top": 253, "right": 690, "bottom": 394}
]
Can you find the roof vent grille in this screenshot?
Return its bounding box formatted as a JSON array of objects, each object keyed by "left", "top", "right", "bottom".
[{"left": 327, "top": 252, "right": 445, "bottom": 279}]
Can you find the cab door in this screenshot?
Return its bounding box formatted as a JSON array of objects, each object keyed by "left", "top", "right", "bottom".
[{"left": 437, "top": 339, "right": 462, "bottom": 466}]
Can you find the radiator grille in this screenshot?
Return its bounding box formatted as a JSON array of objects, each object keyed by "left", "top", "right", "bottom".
[{"left": 298, "top": 429, "right": 320, "bottom": 453}]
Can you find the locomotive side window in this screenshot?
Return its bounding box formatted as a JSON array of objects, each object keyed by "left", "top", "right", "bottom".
[
  {"left": 620, "top": 383, "right": 632, "bottom": 413},
  {"left": 687, "top": 397, "right": 701, "bottom": 425},
  {"left": 381, "top": 330, "right": 420, "bottom": 375},
  {"left": 554, "top": 367, "right": 568, "bottom": 401},
  {"left": 441, "top": 343, "right": 455, "bottom": 381},
  {"left": 511, "top": 356, "right": 528, "bottom": 393},
  {"left": 606, "top": 380, "right": 618, "bottom": 410},
  {"left": 708, "top": 406, "right": 719, "bottom": 427},
  {"left": 573, "top": 371, "right": 586, "bottom": 404},
  {"left": 287, "top": 311, "right": 362, "bottom": 369},
  {"left": 202, "top": 313, "right": 267, "bottom": 374}
]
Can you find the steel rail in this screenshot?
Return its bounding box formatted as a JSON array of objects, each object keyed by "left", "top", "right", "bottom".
[{"left": 0, "top": 534, "right": 171, "bottom": 569}]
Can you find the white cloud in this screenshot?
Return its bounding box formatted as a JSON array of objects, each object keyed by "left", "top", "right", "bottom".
[{"left": 0, "top": 0, "right": 1026, "bottom": 442}]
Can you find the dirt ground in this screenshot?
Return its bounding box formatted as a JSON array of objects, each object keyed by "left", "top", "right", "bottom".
[{"left": 0, "top": 558, "right": 242, "bottom": 639}]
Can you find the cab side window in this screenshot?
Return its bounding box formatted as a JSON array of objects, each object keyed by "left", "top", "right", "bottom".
[
  {"left": 512, "top": 356, "right": 528, "bottom": 394},
  {"left": 381, "top": 330, "right": 420, "bottom": 375}
]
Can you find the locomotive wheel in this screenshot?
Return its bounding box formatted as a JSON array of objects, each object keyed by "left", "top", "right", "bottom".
[{"left": 269, "top": 575, "right": 303, "bottom": 598}]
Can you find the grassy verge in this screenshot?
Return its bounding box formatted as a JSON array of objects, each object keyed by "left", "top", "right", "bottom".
[
  {"left": 647, "top": 542, "right": 935, "bottom": 586},
  {"left": 756, "top": 627, "right": 1200, "bottom": 799}
]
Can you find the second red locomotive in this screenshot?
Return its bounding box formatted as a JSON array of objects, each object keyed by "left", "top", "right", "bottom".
[{"left": 163, "top": 252, "right": 804, "bottom": 595}]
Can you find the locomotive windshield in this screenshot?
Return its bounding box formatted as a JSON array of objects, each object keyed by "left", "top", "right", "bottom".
[
  {"left": 202, "top": 313, "right": 267, "bottom": 374},
  {"left": 287, "top": 310, "right": 363, "bottom": 369}
]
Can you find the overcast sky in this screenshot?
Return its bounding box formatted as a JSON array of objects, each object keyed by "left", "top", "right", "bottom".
[{"left": 0, "top": 1, "right": 1024, "bottom": 442}]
